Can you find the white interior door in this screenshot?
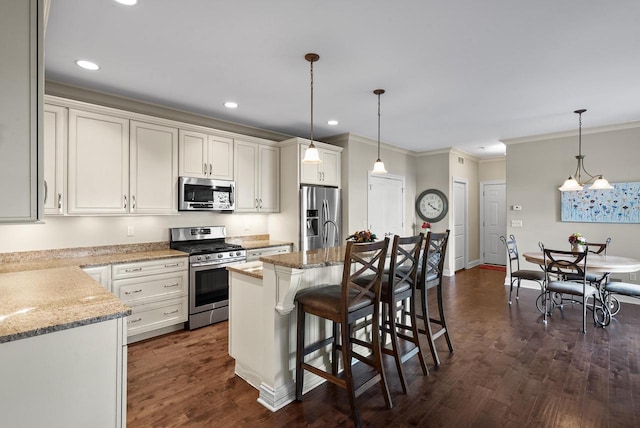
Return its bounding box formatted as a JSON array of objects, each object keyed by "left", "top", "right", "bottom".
[
  {"left": 482, "top": 182, "right": 506, "bottom": 265},
  {"left": 453, "top": 179, "right": 467, "bottom": 271},
  {"left": 368, "top": 173, "right": 404, "bottom": 238}
]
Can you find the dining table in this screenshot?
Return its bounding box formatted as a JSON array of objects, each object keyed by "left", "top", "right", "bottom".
[{"left": 522, "top": 251, "right": 640, "bottom": 325}]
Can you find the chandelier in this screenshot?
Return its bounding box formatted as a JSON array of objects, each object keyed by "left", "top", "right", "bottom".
[{"left": 558, "top": 109, "right": 613, "bottom": 191}]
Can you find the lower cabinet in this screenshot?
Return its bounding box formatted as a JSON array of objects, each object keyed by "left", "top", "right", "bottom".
[
  {"left": 246, "top": 244, "right": 291, "bottom": 262},
  {"left": 111, "top": 257, "right": 188, "bottom": 343},
  {"left": 82, "top": 265, "right": 112, "bottom": 291}
]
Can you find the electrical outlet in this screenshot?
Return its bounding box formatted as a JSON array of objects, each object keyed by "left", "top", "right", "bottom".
[
  {"left": 631, "top": 272, "right": 637, "bottom": 281},
  {"left": 127, "top": 226, "right": 134, "bottom": 236}
]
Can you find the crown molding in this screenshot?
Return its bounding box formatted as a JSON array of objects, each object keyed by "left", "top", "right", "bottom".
[{"left": 502, "top": 120, "right": 640, "bottom": 145}]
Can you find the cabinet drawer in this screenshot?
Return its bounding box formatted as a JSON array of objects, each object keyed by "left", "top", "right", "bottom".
[
  {"left": 112, "top": 257, "right": 188, "bottom": 280},
  {"left": 113, "top": 271, "right": 187, "bottom": 305},
  {"left": 126, "top": 298, "right": 187, "bottom": 337}
]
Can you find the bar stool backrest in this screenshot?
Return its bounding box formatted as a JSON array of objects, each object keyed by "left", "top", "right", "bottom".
[
  {"left": 388, "top": 233, "right": 424, "bottom": 292},
  {"left": 421, "top": 230, "right": 450, "bottom": 287}
]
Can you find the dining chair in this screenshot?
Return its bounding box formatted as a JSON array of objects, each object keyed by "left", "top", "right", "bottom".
[
  {"left": 500, "top": 234, "right": 546, "bottom": 305},
  {"left": 565, "top": 238, "right": 611, "bottom": 286},
  {"left": 541, "top": 245, "right": 599, "bottom": 333},
  {"left": 295, "top": 238, "right": 391, "bottom": 428}
]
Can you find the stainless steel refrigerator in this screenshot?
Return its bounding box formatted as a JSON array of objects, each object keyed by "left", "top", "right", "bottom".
[{"left": 300, "top": 185, "right": 342, "bottom": 252}]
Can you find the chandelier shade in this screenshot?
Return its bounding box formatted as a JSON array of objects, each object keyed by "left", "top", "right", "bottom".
[
  {"left": 302, "top": 53, "right": 322, "bottom": 164},
  {"left": 558, "top": 109, "right": 613, "bottom": 191},
  {"left": 371, "top": 89, "right": 388, "bottom": 174}
]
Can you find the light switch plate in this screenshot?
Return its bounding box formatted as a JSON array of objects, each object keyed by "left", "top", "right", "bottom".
[{"left": 511, "top": 219, "right": 523, "bottom": 228}]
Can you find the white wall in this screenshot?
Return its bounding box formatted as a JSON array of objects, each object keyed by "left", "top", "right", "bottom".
[
  {"left": 505, "top": 123, "right": 640, "bottom": 283},
  {"left": 0, "top": 213, "right": 270, "bottom": 252}
]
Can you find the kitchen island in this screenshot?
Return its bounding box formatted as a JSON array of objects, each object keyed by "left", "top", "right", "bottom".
[
  {"left": 0, "top": 266, "right": 131, "bottom": 428},
  {"left": 228, "top": 245, "right": 350, "bottom": 411}
]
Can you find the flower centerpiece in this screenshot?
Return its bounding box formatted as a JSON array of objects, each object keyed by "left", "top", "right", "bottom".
[
  {"left": 421, "top": 221, "right": 431, "bottom": 230},
  {"left": 346, "top": 230, "right": 377, "bottom": 243},
  {"left": 568, "top": 232, "right": 587, "bottom": 252}
]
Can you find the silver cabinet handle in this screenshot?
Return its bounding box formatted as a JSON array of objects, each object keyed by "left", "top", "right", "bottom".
[
  {"left": 124, "top": 289, "right": 143, "bottom": 295},
  {"left": 259, "top": 198, "right": 263, "bottom": 209},
  {"left": 164, "top": 309, "right": 179, "bottom": 316},
  {"left": 209, "top": 163, "right": 212, "bottom": 175},
  {"left": 44, "top": 180, "right": 48, "bottom": 205},
  {"left": 124, "top": 195, "right": 127, "bottom": 209},
  {"left": 204, "top": 162, "right": 207, "bottom": 175},
  {"left": 125, "top": 267, "right": 143, "bottom": 272},
  {"left": 132, "top": 195, "right": 136, "bottom": 210},
  {"left": 57, "top": 193, "right": 63, "bottom": 213},
  {"left": 255, "top": 198, "right": 259, "bottom": 209},
  {"left": 164, "top": 263, "right": 180, "bottom": 268},
  {"left": 128, "top": 317, "right": 143, "bottom": 324},
  {"left": 164, "top": 283, "right": 179, "bottom": 288}
]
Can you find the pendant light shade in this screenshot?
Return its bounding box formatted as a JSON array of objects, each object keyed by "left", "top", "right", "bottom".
[
  {"left": 371, "top": 89, "right": 387, "bottom": 174},
  {"left": 302, "top": 53, "right": 322, "bottom": 164},
  {"left": 559, "top": 109, "right": 613, "bottom": 191}
]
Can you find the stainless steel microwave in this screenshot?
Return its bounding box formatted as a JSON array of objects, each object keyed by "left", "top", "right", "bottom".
[{"left": 178, "top": 176, "right": 235, "bottom": 211}]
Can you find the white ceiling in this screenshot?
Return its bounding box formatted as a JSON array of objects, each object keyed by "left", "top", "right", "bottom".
[{"left": 44, "top": 0, "right": 640, "bottom": 159}]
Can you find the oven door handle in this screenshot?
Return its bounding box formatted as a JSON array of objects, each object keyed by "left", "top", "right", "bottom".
[{"left": 191, "top": 260, "right": 246, "bottom": 268}]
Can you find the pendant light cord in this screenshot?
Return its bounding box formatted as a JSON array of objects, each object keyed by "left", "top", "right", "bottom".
[
  {"left": 377, "top": 91, "right": 381, "bottom": 159},
  {"left": 310, "top": 58, "right": 314, "bottom": 144}
]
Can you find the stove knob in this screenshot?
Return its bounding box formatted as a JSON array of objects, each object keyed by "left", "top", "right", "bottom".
[
  {"left": 196, "top": 256, "right": 203, "bottom": 262},
  {"left": 229, "top": 252, "right": 234, "bottom": 257},
  {"left": 205, "top": 255, "right": 212, "bottom": 261},
  {"left": 217, "top": 254, "right": 223, "bottom": 259},
  {"left": 236, "top": 251, "right": 242, "bottom": 256}
]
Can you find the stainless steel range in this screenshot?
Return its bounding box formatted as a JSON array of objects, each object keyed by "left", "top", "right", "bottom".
[{"left": 170, "top": 226, "right": 246, "bottom": 330}]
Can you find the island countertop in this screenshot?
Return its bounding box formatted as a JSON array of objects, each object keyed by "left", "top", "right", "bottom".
[
  {"left": 259, "top": 245, "right": 348, "bottom": 269},
  {"left": 0, "top": 266, "right": 131, "bottom": 344}
]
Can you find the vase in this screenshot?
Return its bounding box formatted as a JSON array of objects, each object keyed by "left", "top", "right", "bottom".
[{"left": 571, "top": 243, "right": 585, "bottom": 252}]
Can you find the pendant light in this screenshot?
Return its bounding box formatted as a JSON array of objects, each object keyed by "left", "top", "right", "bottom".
[
  {"left": 559, "top": 109, "right": 613, "bottom": 191},
  {"left": 302, "top": 53, "right": 321, "bottom": 164},
  {"left": 371, "top": 89, "right": 388, "bottom": 174}
]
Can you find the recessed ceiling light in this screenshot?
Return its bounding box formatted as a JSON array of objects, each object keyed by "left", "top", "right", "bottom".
[
  {"left": 75, "top": 60, "right": 100, "bottom": 71},
  {"left": 115, "top": 0, "right": 137, "bottom": 5},
  {"left": 224, "top": 101, "right": 238, "bottom": 109},
  {"left": 327, "top": 120, "right": 338, "bottom": 126}
]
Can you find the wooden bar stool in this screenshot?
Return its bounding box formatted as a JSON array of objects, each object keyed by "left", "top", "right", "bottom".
[
  {"left": 378, "top": 233, "right": 429, "bottom": 392},
  {"left": 295, "top": 238, "right": 391, "bottom": 428},
  {"left": 414, "top": 230, "right": 453, "bottom": 366}
]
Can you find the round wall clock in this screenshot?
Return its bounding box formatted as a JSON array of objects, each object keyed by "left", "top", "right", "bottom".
[{"left": 416, "top": 189, "right": 448, "bottom": 222}]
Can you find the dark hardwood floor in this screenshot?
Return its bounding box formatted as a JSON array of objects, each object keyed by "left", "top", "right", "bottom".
[{"left": 127, "top": 267, "right": 640, "bottom": 427}]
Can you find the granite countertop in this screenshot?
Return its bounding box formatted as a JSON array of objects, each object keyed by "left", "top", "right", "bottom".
[
  {"left": 227, "top": 261, "right": 264, "bottom": 280},
  {"left": 260, "top": 245, "right": 348, "bottom": 269},
  {"left": 0, "top": 266, "right": 131, "bottom": 344},
  {"left": 228, "top": 238, "right": 293, "bottom": 251}
]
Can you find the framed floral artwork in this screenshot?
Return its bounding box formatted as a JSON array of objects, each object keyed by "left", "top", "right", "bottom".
[{"left": 561, "top": 182, "right": 640, "bottom": 223}]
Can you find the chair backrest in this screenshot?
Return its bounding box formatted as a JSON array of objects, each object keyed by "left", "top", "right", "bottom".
[
  {"left": 342, "top": 238, "right": 390, "bottom": 313},
  {"left": 500, "top": 234, "right": 521, "bottom": 274},
  {"left": 421, "top": 229, "right": 450, "bottom": 286},
  {"left": 388, "top": 233, "right": 424, "bottom": 294},
  {"left": 541, "top": 245, "right": 588, "bottom": 284},
  {"left": 585, "top": 237, "right": 611, "bottom": 255}
]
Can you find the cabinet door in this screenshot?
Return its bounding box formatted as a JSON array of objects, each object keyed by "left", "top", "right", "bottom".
[
  {"left": 234, "top": 140, "right": 259, "bottom": 212},
  {"left": 130, "top": 121, "right": 178, "bottom": 214},
  {"left": 321, "top": 149, "right": 341, "bottom": 187},
  {"left": 208, "top": 135, "right": 234, "bottom": 180},
  {"left": 178, "top": 129, "right": 207, "bottom": 178},
  {"left": 68, "top": 109, "right": 129, "bottom": 214},
  {"left": 258, "top": 145, "right": 279, "bottom": 212},
  {"left": 43, "top": 104, "right": 67, "bottom": 215},
  {"left": 82, "top": 265, "right": 112, "bottom": 292},
  {"left": 0, "top": 0, "right": 42, "bottom": 222}
]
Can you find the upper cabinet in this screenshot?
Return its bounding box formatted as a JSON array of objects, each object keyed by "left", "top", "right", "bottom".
[
  {"left": 178, "top": 130, "right": 233, "bottom": 180},
  {"left": 300, "top": 146, "right": 341, "bottom": 187},
  {"left": 43, "top": 104, "right": 67, "bottom": 215},
  {"left": 0, "top": 0, "right": 43, "bottom": 222},
  {"left": 234, "top": 140, "right": 279, "bottom": 213},
  {"left": 68, "top": 109, "right": 130, "bottom": 215},
  {"left": 130, "top": 120, "right": 179, "bottom": 214}
]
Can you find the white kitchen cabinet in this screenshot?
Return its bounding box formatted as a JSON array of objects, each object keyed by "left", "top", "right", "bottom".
[
  {"left": 300, "top": 146, "right": 341, "bottom": 187},
  {"left": 111, "top": 257, "right": 188, "bottom": 343},
  {"left": 179, "top": 129, "right": 234, "bottom": 180},
  {"left": 68, "top": 109, "right": 130, "bottom": 214},
  {"left": 1, "top": 318, "right": 127, "bottom": 428},
  {"left": 130, "top": 120, "right": 179, "bottom": 214},
  {"left": 246, "top": 244, "right": 291, "bottom": 262},
  {"left": 82, "top": 265, "right": 112, "bottom": 291},
  {"left": 0, "top": 0, "right": 43, "bottom": 222},
  {"left": 234, "top": 140, "right": 279, "bottom": 213},
  {"left": 43, "top": 104, "right": 67, "bottom": 215}
]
